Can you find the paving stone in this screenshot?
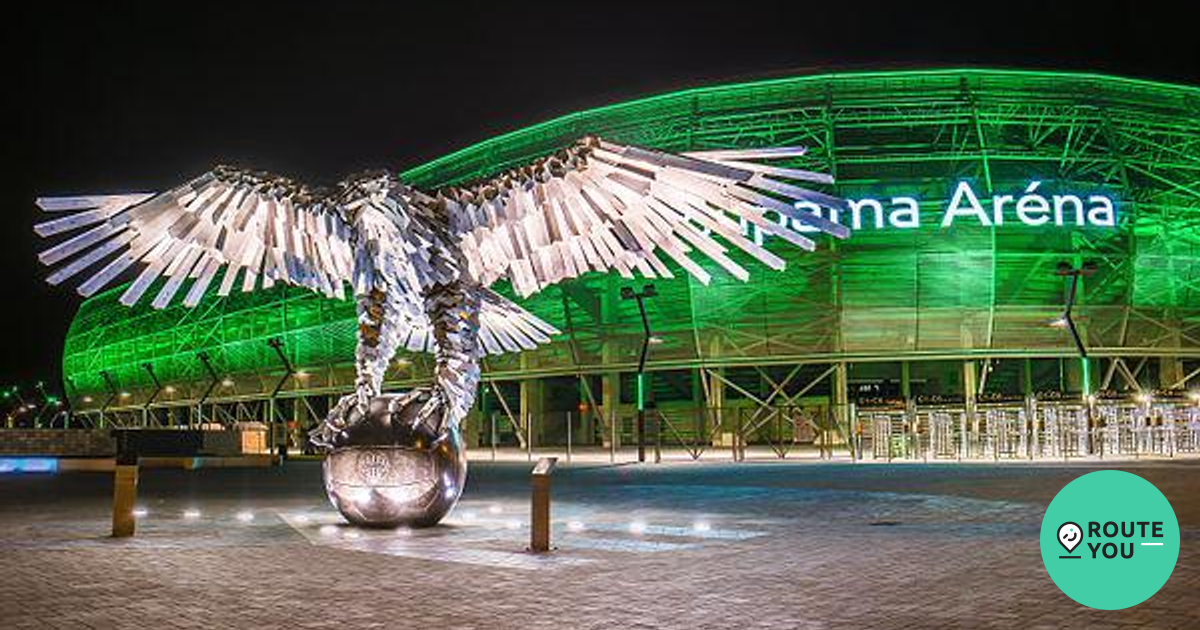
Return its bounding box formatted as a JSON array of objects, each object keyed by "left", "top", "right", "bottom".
[{"left": 1, "top": 460, "right": 1198, "bottom": 628}]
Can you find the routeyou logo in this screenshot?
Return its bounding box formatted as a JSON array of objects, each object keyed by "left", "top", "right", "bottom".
[
  {"left": 1056, "top": 522, "right": 1083, "bottom": 556},
  {"left": 1041, "top": 470, "right": 1180, "bottom": 609}
]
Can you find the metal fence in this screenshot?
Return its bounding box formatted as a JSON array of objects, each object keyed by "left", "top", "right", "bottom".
[
  {"left": 460, "top": 400, "right": 1200, "bottom": 463},
  {"left": 8, "top": 400, "right": 1200, "bottom": 463},
  {"left": 840, "top": 401, "right": 1200, "bottom": 462}
]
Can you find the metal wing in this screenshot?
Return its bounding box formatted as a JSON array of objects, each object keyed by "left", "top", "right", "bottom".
[
  {"left": 383, "top": 289, "right": 561, "bottom": 357},
  {"left": 443, "top": 137, "right": 850, "bottom": 297},
  {"left": 34, "top": 167, "right": 355, "bottom": 308}
]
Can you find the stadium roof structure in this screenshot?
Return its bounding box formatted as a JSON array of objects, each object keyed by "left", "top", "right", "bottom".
[{"left": 62, "top": 68, "right": 1200, "bottom": 408}]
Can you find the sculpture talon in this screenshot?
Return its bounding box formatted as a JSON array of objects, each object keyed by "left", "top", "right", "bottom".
[
  {"left": 411, "top": 385, "right": 450, "bottom": 435},
  {"left": 308, "top": 391, "right": 370, "bottom": 450}
]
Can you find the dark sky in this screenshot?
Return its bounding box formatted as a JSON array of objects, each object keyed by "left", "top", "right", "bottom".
[{"left": 6, "top": 0, "right": 1199, "bottom": 395}]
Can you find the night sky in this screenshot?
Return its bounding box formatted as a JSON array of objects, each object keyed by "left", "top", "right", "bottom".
[{"left": 7, "top": 0, "right": 1199, "bottom": 396}]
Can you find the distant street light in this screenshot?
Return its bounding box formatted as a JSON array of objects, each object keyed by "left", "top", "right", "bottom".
[
  {"left": 1053, "top": 260, "right": 1098, "bottom": 361},
  {"left": 1055, "top": 260, "right": 1098, "bottom": 450},
  {"left": 621, "top": 284, "right": 658, "bottom": 463}
]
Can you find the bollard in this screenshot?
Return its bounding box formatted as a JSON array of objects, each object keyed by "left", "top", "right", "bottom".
[
  {"left": 529, "top": 457, "right": 557, "bottom": 553},
  {"left": 112, "top": 450, "right": 139, "bottom": 537}
]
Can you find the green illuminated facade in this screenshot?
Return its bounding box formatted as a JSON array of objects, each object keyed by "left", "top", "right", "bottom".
[{"left": 62, "top": 69, "right": 1200, "bottom": 427}]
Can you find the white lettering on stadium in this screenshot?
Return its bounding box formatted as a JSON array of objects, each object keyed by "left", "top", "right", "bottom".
[{"left": 738, "top": 181, "right": 1117, "bottom": 243}]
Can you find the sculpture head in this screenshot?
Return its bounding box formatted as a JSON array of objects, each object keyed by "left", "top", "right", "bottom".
[{"left": 334, "top": 169, "right": 410, "bottom": 226}]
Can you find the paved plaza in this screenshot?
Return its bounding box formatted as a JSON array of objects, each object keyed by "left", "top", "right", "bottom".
[{"left": 1, "top": 458, "right": 1198, "bottom": 629}]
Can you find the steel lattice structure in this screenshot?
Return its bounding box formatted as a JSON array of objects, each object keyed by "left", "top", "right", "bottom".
[{"left": 60, "top": 69, "right": 1200, "bottom": 423}]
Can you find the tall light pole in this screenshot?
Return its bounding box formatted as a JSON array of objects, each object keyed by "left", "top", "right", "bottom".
[
  {"left": 33, "top": 381, "right": 55, "bottom": 428},
  {"left": 267, "top": 337, "right": 295, "bottom": 461},
  {"left": 2, "top": 387, "right": 13, "bottom": 428},
  {"left": 622, "top": 284, "right": 657, "bottom": 463},
  {"left": 1053, "top": 261, "right": 1098, "bottom": 365},
  {"left": 1054, "top": 260, "right": 1098, "bottom": 451}
]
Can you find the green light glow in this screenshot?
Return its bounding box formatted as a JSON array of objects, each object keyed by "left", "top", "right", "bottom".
[
  {"left": 1082, "top": 358, "right": 1093, "bottom": 397},
  {"left": 62, "top": 68, "right": 1200, "bottom": 406},
  {"left": 400, "top": 68, "right": 1200, "bottom": 189}
]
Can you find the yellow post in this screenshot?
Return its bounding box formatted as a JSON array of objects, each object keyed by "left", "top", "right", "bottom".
[
  {"left": 112, "top": 464, "right": 138, "bottom": 537},
  {"left": 529, "top": 457, "right": 557, "bottom": 553}
]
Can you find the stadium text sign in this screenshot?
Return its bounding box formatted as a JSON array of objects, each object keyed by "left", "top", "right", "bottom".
[{"left": 761, "top": 181, "right": 1117, "bottom": 239}]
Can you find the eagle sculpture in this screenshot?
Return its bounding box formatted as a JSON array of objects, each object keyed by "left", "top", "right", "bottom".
[{"left": 35, "top": 137, "right": 850, "bottom": 447}]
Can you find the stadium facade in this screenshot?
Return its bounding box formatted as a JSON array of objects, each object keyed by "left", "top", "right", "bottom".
[{"left": 57, "top": 68, "right": 1200, "bottom": 459}]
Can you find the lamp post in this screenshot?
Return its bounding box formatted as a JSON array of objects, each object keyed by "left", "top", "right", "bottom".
[
  {"left": 2, "top": 387, "right": 14, "bottom": 428},
  {"left": 99, "top": 370, "right": 120, "bottom": 429},
  {"left": 267, "top": 337, "right": 295, "bottom": 461},
  {"left": 8, "top": 385, "right": 29, "bottom": 413},
  {"left": 196, "top": 352, "right": 220, "bottom": 428},
  {"left": 1054, "top": 260, "right": 1098, "bottom": 452},
  {"left": 141, "top": 364, "right": 162, "bottom": 427},
  {"left": 621, "top": 284, "right": 657, "bottom": 463},
  {"left": 33, "top": 381, "right": 49, "bottom": 428},
  {"left": 1053, "top": 261, "right": 1097, "bottom": 362},
  {"left": 63, "top": 376, "right": 78, "bottom": 428},
  {"left": 4, "top": 386, "right": 30, "bottom": 428}
]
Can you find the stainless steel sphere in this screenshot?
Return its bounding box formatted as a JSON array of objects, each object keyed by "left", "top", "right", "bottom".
[{"left": 321, "top": 391, "right": 467, "bottom": 528}]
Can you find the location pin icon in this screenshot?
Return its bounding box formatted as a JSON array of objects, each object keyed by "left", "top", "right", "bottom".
[{"left": 1058, "top": 522, "right": 1082, "bottom": 554}]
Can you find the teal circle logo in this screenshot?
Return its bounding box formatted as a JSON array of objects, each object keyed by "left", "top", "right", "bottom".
[{"left": 1041, "top": 470, "right": 1179, "bottom": 609}]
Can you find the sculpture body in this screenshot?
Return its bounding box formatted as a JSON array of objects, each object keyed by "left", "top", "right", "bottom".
[{"left": 35, "top": 137, "right": 850, "bottom": 527}]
